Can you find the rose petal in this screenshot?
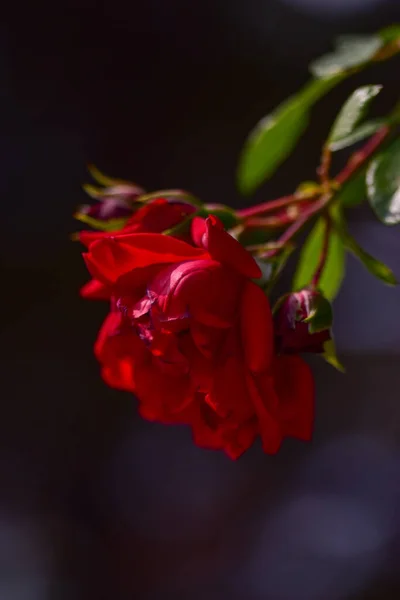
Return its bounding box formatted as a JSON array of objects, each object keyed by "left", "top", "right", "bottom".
[
  {"left": 202, "top": 216, "right": 261, "bottom": 279},
  {"left": 84, "top": 233, "right": 210, "bottom": 285},
  {"left": 79, "top": 230, "right": 109, "bottom": 248},
  {"left": 241, "top": 281, "right": 274, "bottom": 374},
  {"left": 191, "top": 216, "right": 207, "bottom": 247},
  {"left": 246, "top": 370, "right": 281, "bottom": 454},
  {"left": 147, "top": 260, "right": 240, "bottom": 328},
  {"left": 94, "top": 311, "right": 144, "bottom": 392},
  {"left": 80, "top": 278, "right": 111, "bottom": 300},
  {"left": 272, "top": 355, "right": 314, "bottom": 441}
]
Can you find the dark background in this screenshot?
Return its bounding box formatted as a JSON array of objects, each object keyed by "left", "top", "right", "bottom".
[{"left": 1, "top": 1, "right": 400, "bottom": 598}]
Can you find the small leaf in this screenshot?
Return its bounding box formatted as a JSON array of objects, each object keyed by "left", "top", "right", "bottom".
[
  {"left": 322, "top": 339, "right": 345, "bottom": 372},
  {"left": 310, "top": 35, "right": 383, "bottom": 78},
  {"left": 335, "top": 169, "right": 366, "bottom": 208},
  {"left": 332, "top": 210, "right": 397, "bottom": 285},
  {"left": 88, "top": 164, "right": 127, "bottom": 187},
  {"left": 328, "top": 86, "right": 382, "bottom": 148},
  {"left": 237, "top": 75, "right": 343, "bottom": 195},
  {"left": 73, "top": 213, "right": 129, "bottom": 231},
  {"left": 296, "top": 181, "right": 321, "bottom": 197},
  {"left": 330, "top": 120, "right": 384, "bottom": 152},
  {"left": 366, "top": 137, "right": 400, "bottom": 224},
  {"left": 304, "top": 293, "right": 333, "bottom": 333},
  {"left": 83, "top": 184, "right": 104, "bottom": 199},
  {"left": 293, "top": 218, "right": 346, "bottom": 300},
  {"left": 349, "top": 241, "right": 397, "bottom": 285},
  {"left": 138, "top": 190, "right": 203, "bottom": 207},
  {"left": 379, "top": 24, "right": 400, "bottom": 44}
]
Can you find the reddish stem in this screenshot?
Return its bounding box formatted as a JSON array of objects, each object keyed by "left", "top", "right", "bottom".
[
  {"left": 336, "top": 126, "right": 390, "bottom": 185},
  {"left": 259, "top": 126, "right": 390, "bottom": 258},
  {"left": 263, "top": 194, "right": 330, "bottom": 258},
  {"left": 245, "top": 213, "right": 296, "bottom": 228},
  {"left": 238, "top": 194, "right": 305, "bottom": 219},
  {"left": 312, "top": 216, "right": 331, "bottom": 286},
  {"left": 318, "top": 146, "right": 332, "bottom": 186}
]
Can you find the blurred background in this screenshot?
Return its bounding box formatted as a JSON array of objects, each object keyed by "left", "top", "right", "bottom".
[{"left": 1, "top": 1, "right": 400, "bottom": 598}]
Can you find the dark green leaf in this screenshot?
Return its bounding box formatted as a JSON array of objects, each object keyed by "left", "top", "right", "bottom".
[
  {"left": 329, "top": 120, "right": 384, "bottom": 152},
  {"left": 366, "top": 137, "right": 400, "bottom": 224},
  {"left": 237, "top": 75, "right": 344, "bottom": 195},
  {"left": 293, "top": 217, "right": 346, "bottom": 300},
  {"left": 349, "top": 238, "right": 397, "bottom": 285},
  {"left": 328, "top": 86, "right": 381, "bottom": 148},
  {"left": 332, "top": 209, "right": 397, "bottom": 285},
  {"left": 379, "top": 24, "right": 400, "bottom": 44},
  {"left": 304, "top": 293, "right": 333, "bottom": 333},
  {"left": 310, "top": 35, "right": 383, "bottom": 78},
  {"left": 335, "top": 169, "right": 367, "bottom": 208}
]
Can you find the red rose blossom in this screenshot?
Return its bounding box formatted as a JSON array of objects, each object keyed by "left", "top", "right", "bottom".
[
  {"left": 79, "top": 198, "right": 196, "bottom": 300},
  {"left": 82, "top": 215, "right": 314, "bottom": 458}
]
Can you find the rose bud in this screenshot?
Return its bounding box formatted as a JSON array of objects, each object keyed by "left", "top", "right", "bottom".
[
  {"left": 76, "top": 183, "right": 144, "bottom": 222},
  {"left": 274, "top": 289, "right": 331, "bottom": 354}
]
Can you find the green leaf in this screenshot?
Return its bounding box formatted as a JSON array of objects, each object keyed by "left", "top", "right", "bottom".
[
  {"left": 293, "top": 217, "right": 346, "bottom": 300},
  {"left": 310, "top": 34, "right": 383, "bottom": 78},
  {"left": 237, "top": 75, "right": 344, "bottom": 195},
  {"left": 379, "top": 24, "right": 400, "bottom": 44},
  {"left": 335, "top": 169, "right": 367, "bottom": 208},
  {"left": 87, "top": 164, "right": 130, "bottom": 187},
  {"left": 304, "top": 293, "right": 333, "bottom": 333},
  {"left": 348, "top": 237, "right": 397, "bottom": 285},
  {"left": 322, "top": 339, "right": 345, "bottom": 372},
  {"left": 82, "top": 184, "right": 104, "bottom": 199},
  {"left": 329, "top": 120, "right": 384, "bottom": 152},
  {"left": 73, "top": 213, "right": 129, "bottom": 231},
  {"left": 366, "top": 137, "right": 400, "bottom": 224},
  {"left": 328, "top": 86, "right": 381, "bottom": 148},
  {"left": 138, "top": 190, "right": 203, "bottom": 207},
  {"left": 332, "top": 209, "right": 397, "bottom": 285}
]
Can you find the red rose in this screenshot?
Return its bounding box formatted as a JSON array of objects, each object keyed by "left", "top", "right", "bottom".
[
  {"left": 83, "top": 216, "right": 314, "bottom": 458},
  {"left": 79, "top": 198, "right": 196, "bottom": 300}
]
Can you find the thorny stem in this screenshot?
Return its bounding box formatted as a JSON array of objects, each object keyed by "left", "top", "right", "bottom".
[{"left": 311, "top": 215, "right": 331, "bottom": 286}]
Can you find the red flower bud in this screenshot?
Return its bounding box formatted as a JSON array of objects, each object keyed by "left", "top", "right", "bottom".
[
  {"left": 274, "top": 289, "right": 331, "bottom": 354},
  {"left": 78, "top": 184, "right": 144, "bottom": 221}
]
